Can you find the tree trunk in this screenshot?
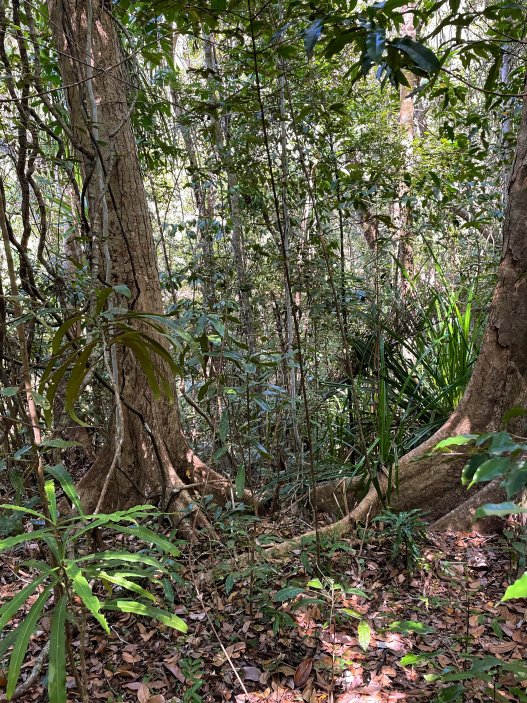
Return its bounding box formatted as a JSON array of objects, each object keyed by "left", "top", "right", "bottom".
[
  {"left": 394, "top": 5, "right": 416, "bottom": 307},
  {"left": 48, "top": 0, "right": 246, "bottom": 521}
]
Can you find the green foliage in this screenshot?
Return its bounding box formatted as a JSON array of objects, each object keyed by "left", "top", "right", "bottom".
[
  {"left": 435, "top": 418, "right": 527, "bottom": 600},
  {"left": 373, "top": 508, "right": 427, "bottom": 570},
  {"left": 0, "top": 467, "right": 186, "bottom": 702}
]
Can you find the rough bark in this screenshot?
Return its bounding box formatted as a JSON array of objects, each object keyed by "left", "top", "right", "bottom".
[{"left": 49, "top": 0, "right": 247, "bottom": 520}]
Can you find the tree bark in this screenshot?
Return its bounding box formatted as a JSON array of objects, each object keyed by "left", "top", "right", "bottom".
[
  {"left": 48, "top": 0, "right": 247, "bottom": 521},
  {"left": 394, "top": 5, "right": 416, "bottom": 306}
]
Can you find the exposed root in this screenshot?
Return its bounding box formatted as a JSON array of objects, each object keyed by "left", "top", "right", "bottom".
[
  {"left": 0, "top": 641, "right": 50, "bottom": 702},
  {"left": 430, "top": 480, "right": 505, "bottom": 532}
]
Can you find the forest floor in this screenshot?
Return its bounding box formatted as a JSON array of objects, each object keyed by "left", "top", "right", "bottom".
[{"left": 1, "top": 518, "right": 526, "bottom": 703}]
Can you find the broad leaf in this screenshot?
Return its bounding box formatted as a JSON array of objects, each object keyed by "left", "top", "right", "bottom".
[
  {"left": 392, "top": 36, "right": 441, "bottom": 73},
  {"left": 98, "top": 571, "right": 156, "bottom": 602},
  {"left": 304, "top": 18, "right": 324, "bottom": 58},
  {"left": 474, "top": 502, "right": 527, "bottom": 520},
  {"left": 102, "top": 599, "right": 187, "bottom": 632},
  {"left": 502, "top": 572, "right": 527, "bottom": 601},
  {"left": 235, "top": 464, "right": 245, "bottom": 499},
  {"left": 45, "top": 464, "right": 84, "bottom": 516},
  {"left": 0, "top": 573, "right": 49, "bottom": 631},
  {"left": 65, "top": 562, "right": 109, "bottom": 633},
  {"left": 366, "top": 27, "right": 386, "bottom": 63},
  {"left": 106, "top": 524, "right": 180, "bottom": 557},
  {"left": 273, "top": 586, "right": 305, "bottom": 602},
  {"left": 469, "top": 456, "right": 510, "bottom": 486},
  {"left": 358, "top": 620, "right": 371, "bottom": 651}
]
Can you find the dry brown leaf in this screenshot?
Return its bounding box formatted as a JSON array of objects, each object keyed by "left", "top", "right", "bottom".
[
  {"left": 147, "top": 696, "right": 165, "bottom": 703},
  {"left": 242, "top": 666, "right": 263, "bottom": 682},
  {"left": 163, "top": 661, "right": 186, "bottom": 683},
  {"left": 137, "top": 683, "right": 151, "bottom": 703},
  {"left": 485, "top": 641, "right": 517, "bottom": 654},
  {"left": 294, "top": 658, "right": 314, "bottom": 688}
]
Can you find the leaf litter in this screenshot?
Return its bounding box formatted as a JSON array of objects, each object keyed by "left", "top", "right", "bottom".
[{"left": 0, "top": 522, "right": 526, "bottom": 702}]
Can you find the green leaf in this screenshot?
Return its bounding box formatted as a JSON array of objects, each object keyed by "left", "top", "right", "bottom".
[
  {"left": 474, "top": 502, "right": 527, "bottom": 520},
  {"left": 273, "top": 586, "right": 305, "bottom": 602},
  {"left": 235, "top": 465, "right": 245, "bottom": 499},
  {"left": 345, "top": 587, "right": 369, "bottom": 598},
  {"left": 45, "top": 464, "right": 84, "bottom": 515},
  {"left": 64, "top": 342, "right": 97, "bottom": 426},
  {"left": 76, "top": 550, "right": 167, "bottom": 571},
  {"left": 219, "top": 409, "right": 229, "bottom": 443},
  {"left": 99, "top": 571, "right": 156, "bottom": 602},
  {"left": 44, "top": 480, "right": 58, "bottom": 524},
  {"left": 461, "top": 453, "right": 488, "bottom": 485},
  {"left": 0, "top": 387, "right": 18, "bottom": 397},
  {"left": 52, "top": 316, "right": 83, "bottom": 356},
  {"left": 342, "top": 607, "right": 363, "bottom": 619},
  {"left": 0, "top": 529, "right": 53, "bottom": 552},
  {"left": 0, "top": 573, "right": 49, "bottom": 631},
  {"left": 488, "top": 431, "right": 520, "bottom": 453},
  {"left": 304, "top": 18, "right": 324, "bottom": 59},
  {"left": 65, "top": 562, "right": 109, "bottom": 633},
  {"left": 0, "top": 504, "right": 45, "bottom": 520},
  {"left": 392, "top": 36, "right": 441, "bottom": 73},
  {"left": 39, "top": 438, "right": 81, "bottom": 449},
  {"left": 400, "top": 653, "right": 430, "bottom": 666},
  {"left": 389, "top": 620, "right": 434, "bottom": 634},
  {"left": 106, "top": 524, "right": 180, "bottom": 557},
  {"left": 48, "top": 594, "right": 67, "bottom": 703},
  {"left": 502, "top": 572, "right": 527, "bottom": 601},
  {"left": 434, "top": 435, "right": 477, "bottom": 451},
  {"left": 0, "top": 628, "right": 18, "bottom": 661},
  {"left": 357, "top": 620, "right": 371, "bottom": 651},
  {"left": 469, "top": 456, "right": 510, "bottom": 486},
  {"left": 366, "top": 27, "right": 385, "bottom": 63},
  {"left": 306, "top": 578, "right": 324, "bottom": 589},
  {"left": 113, "top": 284, "right": 132, "bottom": 298},
  {"left": 7, "top": 586, "right": 52, "bottom": 699},
  {"left": 102, "top": 599, "right": 187, "bottom": 632},
  {"left": 502, "top": 407, "right": 527, "bottom": 426}
]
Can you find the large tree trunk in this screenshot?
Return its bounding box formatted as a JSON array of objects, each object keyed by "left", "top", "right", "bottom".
[{"left": 48, "top": 0, "right": 245, "bottom": 521}]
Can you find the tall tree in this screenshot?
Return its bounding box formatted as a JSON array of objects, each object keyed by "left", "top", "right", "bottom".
[{"left": 47, "top": 0, "right": 243, "bottom": 522}]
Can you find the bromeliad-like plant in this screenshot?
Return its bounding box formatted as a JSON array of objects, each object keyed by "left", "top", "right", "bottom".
[
  {"left": 0, "top": 464, "right": 187, "bottom": 702},
  {"left": 373, "top": 508, "right": 427, "bottom": 571}
]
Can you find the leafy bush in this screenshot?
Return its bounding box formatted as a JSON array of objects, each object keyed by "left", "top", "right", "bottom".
[
  {"left": 0, "top": 465, "right": 186, "bottom": 702},
  {"left": 434, "top": 412, "right": 527, "bottom": 599}
]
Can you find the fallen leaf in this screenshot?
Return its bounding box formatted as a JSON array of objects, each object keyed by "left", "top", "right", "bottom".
[
  {"left": 137, "top": 683, "right": 151, "bottom": 703},
  {"left": 242, "top": 666, "right": 263, "bottom": 682},
  {"left": 163, "top": 661, "right": 185, "bottom": 683},
  {"left": 294, "top": 658, "right": 313, "bottom": 688}
]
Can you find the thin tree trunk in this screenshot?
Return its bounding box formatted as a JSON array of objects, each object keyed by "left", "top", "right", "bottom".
[
  {"left": 203, "top": 34, "right": 255, "bottom": 349},
  {"left": 394, "top": 5, "right": 416, "bottom": 307},
  {"left": 172, "top": 34, "right": 215, "bottom": 311}
]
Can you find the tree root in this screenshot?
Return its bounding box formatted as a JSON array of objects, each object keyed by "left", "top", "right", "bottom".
[{"left": 0, "top": 641, "right": 50, "bottom": 702}]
